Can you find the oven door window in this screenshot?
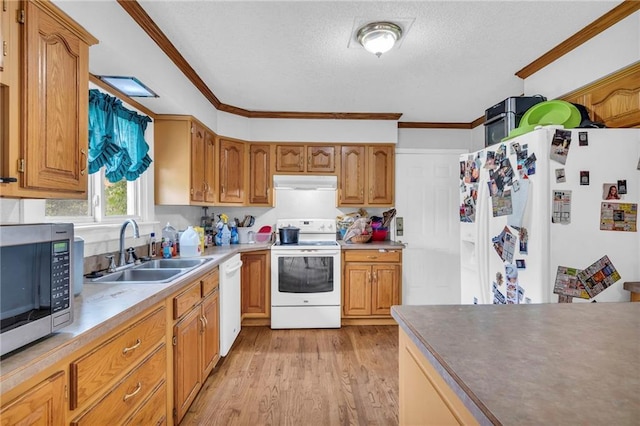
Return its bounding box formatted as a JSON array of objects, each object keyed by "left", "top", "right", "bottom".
[
  {"left": 0, "top": 243, "right": 52, "bottom": 334},
  {"left": 277, "top": 256, "right": 334, "bottom": 293}
]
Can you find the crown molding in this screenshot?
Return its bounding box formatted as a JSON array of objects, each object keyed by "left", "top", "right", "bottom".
[
  {"left": 515, "top": 0, "right": 640, "bottom": 79},
  {"left": 397, "top": 122, "right": 472, "bottom": 129},
  {"left": 117, "top": 0, "right": 400, "bottom": 121}
]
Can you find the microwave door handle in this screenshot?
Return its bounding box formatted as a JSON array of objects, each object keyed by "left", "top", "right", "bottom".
[{"left": 483, "top": 112, "right": 507, "bottom": 126}]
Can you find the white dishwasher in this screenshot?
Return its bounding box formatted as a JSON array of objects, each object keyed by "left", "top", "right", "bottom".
[{"left": 219, "top": 253, "right": 243, "bottom": 356}]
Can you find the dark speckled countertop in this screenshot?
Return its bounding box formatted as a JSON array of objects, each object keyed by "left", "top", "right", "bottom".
[{"left": 392, "top": 303, "right": 640, "bottom": 426}]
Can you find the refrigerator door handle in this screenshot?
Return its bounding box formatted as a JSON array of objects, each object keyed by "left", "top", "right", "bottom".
[{"left": 476, "top": 166, "right": 490, "bottom": 304}]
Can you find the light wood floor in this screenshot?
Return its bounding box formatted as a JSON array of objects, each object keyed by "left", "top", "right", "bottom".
[{"left": 181, "top": 325, "right": 399, "bottom": 425}]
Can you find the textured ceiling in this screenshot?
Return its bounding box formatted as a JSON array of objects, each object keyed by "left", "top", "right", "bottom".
[{"left": 54, "top": 0, "right": 620, "bottom": 123}]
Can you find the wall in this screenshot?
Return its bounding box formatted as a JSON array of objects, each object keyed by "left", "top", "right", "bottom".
[
  {"left": 250, "top": 118, "right": 398, "bottom": 143},
  {"left": 397, "top": 128, "right": 472, "bottom": 151},
  {"left": 524, "top": 11, "right": 640, "bottom": 98}
]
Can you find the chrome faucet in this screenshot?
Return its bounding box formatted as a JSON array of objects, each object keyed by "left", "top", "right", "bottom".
[{"left": 119, "top": 219, "right": 140, "bottom": 267}]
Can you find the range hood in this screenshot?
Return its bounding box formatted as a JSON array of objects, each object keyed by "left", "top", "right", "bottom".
[{"left": 273, "top": 175, "right": 337, "bottom": 190}]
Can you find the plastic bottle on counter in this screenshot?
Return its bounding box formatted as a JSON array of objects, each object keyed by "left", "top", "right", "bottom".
[
  {"left": 162, "top": 222, "right": 177, "bottom": 258},
  {"left": 149, "top": 232, "right": 157, "bottom": 257},
  {"left": 221, "top": 224, "right": 231, "bottom": 246},
  {"left": 230, "top": 226, "right": 239, "bottom": 244},
  {"left": 179, "top": 226, "right": 201, "bottom": 257}
]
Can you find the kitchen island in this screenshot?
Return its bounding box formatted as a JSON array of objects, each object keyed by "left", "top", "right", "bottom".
[{"left": 392, "top": 303, "right": 640, "bottom": 425}]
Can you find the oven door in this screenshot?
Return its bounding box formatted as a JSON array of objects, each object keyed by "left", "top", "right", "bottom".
[{"left": 271, "top": 249, "right": 341, "bottom": 306}]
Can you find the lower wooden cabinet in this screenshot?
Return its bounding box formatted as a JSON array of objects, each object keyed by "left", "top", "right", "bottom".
[
  {"left": 399, "top": 329, "right": 478, "bottom": 425},
  {"left": 241, "top": 250, "right": 270, "bottom": 320},
  {"left": 342, "top": 249, "right": 402, "bottom": 318},
  {"left": 0, "top": 371, "right": 65, "bottom": 426},
  {"left": 172, "top": 268, "right": 220, "bottom": 424},
  {"left": 70, "top": 346, "right": 166, "bottom": 426},
  {"left": 69, "top": 305, "right": 167, "bottom": 425}
]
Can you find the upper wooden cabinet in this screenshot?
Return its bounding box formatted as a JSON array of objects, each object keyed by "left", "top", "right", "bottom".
[
  {"left": 275, "top": 144, "right": 336, "bottom": 174},
  {"left": 154, "top": 115, "right": 216, "bottom": 206},
  {"left": 248, "top": 143, "right": 272, "bottom": 206},
  {"left": 339, "top": 144, "right": 395, "bottom": 206},
  {"left": 217, "top": 137, "right": 245, "bottom": 204},
  {"left": 0, "top": 0, "right": 97, "bottom": 198}
]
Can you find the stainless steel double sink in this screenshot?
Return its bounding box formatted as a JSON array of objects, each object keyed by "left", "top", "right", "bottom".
[{"left": 90, "top": 257, "right": 214, "bottom": 284}]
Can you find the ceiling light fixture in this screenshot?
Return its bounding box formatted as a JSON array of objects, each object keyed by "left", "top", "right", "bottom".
[{"left": 357, "top": 21, "right": 402, "bottom": 58}]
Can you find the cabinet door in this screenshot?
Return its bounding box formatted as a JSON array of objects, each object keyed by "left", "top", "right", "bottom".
[
  {"left": 249, "top": 144, "right": 271, "bottom": 205},
  {"left": 22, "top": 2, "right": 90, "bottom": 194},
  {"left": 201, "top": 290, "right": 220, "bottom": 379},
  {"left": 343, "top": 264, "right": 372, "bottom": 316},
  {"left": 371, "top": 264, "right": 400, "bottom": 315},
  {"left": 275, "top": 145, "right": 304, "bottom": 172},
  {"left": 203, "top": 130, "right": 216, "bottom": 203},
  {"left": 0, "top": 371, "right": 65, "bottom": 426},
  {"left": 241, "top": 251, "right": 270, "bottom": 317},
  {"left": 307, "top": 146, "right": 335, "bottom": 173},
  {"left": 173, "top": 307, "right": 202, "bottom": 424},
  {"left": 339, "top": 145, "right": 366, "bottom": 205},
  {"left": 219, "top": 138, "right": 245, "bottom": 204},
  {"left": 367, "top": 145, "right": 394, "bottom": 205},
  {"left": 190, "top": 123, "right": 206, "bottom": 203}
]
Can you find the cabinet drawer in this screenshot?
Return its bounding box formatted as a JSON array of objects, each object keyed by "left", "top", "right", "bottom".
[
  {"left": 201, "top": 268, "right": 219, "bottom": 297},
  {"left": 70, "top": 307, "right": 166, "bottom": 409},
  {"left": 123, "top": 381, "right": 167, "bottom": 426},
  {"left": 174, "top": 281, "right": 201, "bottom": 319},
  {"left": 71, "top": 345, "right": 166, "bottom": 426},
  {"left": 344, "top": 250, "right": 401, "bottom": 263}
]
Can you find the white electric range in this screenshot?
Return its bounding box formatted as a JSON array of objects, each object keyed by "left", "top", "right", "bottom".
[{"left": 270, "top": 219, "right": 341, "bottom": 329}]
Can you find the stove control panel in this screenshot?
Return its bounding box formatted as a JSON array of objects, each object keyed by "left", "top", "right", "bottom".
[{"left": 276, "top": 219, "right": 335, "bottom": 234}]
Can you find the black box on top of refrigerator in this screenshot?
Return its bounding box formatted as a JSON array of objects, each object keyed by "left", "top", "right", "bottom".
[{"left": 484, "top": 96, "right": 546, "bottom": 146}]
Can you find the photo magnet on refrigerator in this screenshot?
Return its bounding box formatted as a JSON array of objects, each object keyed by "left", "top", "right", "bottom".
[
  {"left": 578, "top": 131, "right": 588, "bottom": 146},
  {"left": 580, "top": 171, "right": 590, "bottom": 185},
  {"left": 617, "top": 180, "right": 627, "bottom": 194}
]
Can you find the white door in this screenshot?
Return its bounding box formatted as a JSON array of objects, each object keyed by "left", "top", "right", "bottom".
[{"left": 395, "top": 149, "right": 466, "bottom": 305}]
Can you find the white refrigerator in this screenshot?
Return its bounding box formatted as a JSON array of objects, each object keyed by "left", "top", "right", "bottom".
[{"left": 459, "top": 127, "right": 639, "bottom": 305}]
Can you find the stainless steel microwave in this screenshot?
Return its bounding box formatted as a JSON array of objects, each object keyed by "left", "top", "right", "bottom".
[
  {"left": 484, "top": 96, "right": 546, "bottom": 146},
  {"left": 0, "top": 223, "right": 74, "bottom": 356}
]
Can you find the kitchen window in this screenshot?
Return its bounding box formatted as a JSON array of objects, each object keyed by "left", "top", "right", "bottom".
[{"left": 44, "top": 169, "right": 141, "bottom": 223}]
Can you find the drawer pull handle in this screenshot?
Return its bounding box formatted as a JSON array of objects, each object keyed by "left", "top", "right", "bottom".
[
  {"left": 122, "top": 339, "right": 141, "bottom": 354},
  {"left": 367, "top": 256, "right": 377, "bottom": 259},
  {"left": 123, "top": 382, "right": 142, "bottom": 401}
]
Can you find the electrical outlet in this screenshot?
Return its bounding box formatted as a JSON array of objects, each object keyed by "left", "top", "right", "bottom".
[{"left": 396, "top": 217, "right": 403, "bottom": 236}]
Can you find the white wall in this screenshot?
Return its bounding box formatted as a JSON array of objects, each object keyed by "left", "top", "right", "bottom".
[
  {"left": 397, "top": 128, "right": 472, "bottom": 151},
  {"left": 249, "top": 118, "right": 397, "bottom": 143},
  {"left": 524, "top": 11, "right": 640, "bottom": 98}
]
